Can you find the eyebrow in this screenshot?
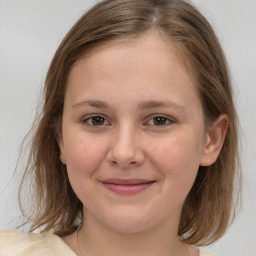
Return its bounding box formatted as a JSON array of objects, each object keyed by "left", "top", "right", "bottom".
[
  {"left": 72, "top": 100, "right": 185, "bottom": 111},
  {"left": 137, "top": 100, "right": 185, "bottom": 111},
  {"left": 72, "top": 100, "right": 110, "bottom": 109}
]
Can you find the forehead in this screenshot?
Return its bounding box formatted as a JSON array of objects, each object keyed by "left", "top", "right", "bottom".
[
  {"left": 73, "top": 30, "right": 195, "bottom": 79},
  {"left": 66, "top": 31, "right": 200, "bottom": 109}
]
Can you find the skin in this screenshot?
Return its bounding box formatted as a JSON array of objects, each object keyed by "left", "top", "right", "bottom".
[{"left": 59, "top": 32, "right": 227, "bottom": 256}]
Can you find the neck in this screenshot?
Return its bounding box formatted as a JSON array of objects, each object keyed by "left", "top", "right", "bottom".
[{"left": 77, "top": 210, "right": 190, "bottom": 256}]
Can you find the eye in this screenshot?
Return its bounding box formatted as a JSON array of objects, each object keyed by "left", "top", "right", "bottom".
[
  {"left": 146, "top": 115, "right": 174, "bottom": 127},
  {"left": 83, "top": 115, "right": 110, "bottom": 126}
]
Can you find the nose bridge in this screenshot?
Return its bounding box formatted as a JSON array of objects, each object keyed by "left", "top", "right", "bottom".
[
  {"left": 107, "top": 122, "right": 144, "bottom": 168},
  {"left": 113, "top": 123, "right": 137, "bottom": 157}
]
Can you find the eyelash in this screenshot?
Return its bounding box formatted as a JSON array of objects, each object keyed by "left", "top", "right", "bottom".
[
  {"left": 146, "top": 115, "right": 174, "bottom": 127},
  {"left": 82, "top": 114, "right": 110, "bottom": 126},
  {"left": 82, "top": 114, "right": 175, "bottom": 128}
]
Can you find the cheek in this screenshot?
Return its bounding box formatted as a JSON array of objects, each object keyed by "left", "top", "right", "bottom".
[
  {"left": 148, "top": 131, "right": 203, "bottom": 195},
  {"left": 63, "top": 132, "right": 108, "bottom": 194}
]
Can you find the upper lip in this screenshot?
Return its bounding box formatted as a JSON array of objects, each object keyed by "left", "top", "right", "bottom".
[{"left": 101, "top": 179, "right": 155, "bottom": 185}]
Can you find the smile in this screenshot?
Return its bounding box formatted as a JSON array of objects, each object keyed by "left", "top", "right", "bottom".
[{"left": 101, "top": 179, "right": 156, "bottom": 195}]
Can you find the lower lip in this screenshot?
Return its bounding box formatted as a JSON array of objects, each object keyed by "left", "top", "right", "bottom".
[{"left": 102, "top": 182, "right": 155, "bottom": 195}]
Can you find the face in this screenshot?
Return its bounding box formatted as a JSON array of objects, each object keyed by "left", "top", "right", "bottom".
[{"left": 59, "top": 32, "right": 210, "bottom": 234}]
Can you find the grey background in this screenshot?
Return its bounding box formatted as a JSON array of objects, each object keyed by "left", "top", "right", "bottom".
[{"left": 0, "top": 1, "right": 255, "bottom": 255}]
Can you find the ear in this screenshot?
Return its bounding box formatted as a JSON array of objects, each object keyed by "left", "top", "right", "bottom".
[
  {"left": 200, "top": 114, "right": 228, "bottom": 166},
  {"left": 57, "top": 133, "right": 66, "bottom": 165}
]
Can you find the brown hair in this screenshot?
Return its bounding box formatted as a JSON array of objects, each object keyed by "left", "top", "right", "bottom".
[{"left": 19, "top": 0, "right": 241, "bottom": 246}]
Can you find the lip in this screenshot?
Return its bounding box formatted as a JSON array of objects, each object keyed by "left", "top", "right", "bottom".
[{"left": 101, "top": 179, "right": 156, "bottom": 195}]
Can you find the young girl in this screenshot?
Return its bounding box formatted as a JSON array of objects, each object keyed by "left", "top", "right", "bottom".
[{"left": 0, "top": 0, "right": 241, "bottom": 255}]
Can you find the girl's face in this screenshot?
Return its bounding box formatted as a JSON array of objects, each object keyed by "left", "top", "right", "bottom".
[{"left": 59, "top": 32, "right": 213, "bottom": 233}]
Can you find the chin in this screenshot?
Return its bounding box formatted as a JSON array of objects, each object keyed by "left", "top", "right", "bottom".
[{"left": 101, "top": 208, "right": 156, "bottom": 234}]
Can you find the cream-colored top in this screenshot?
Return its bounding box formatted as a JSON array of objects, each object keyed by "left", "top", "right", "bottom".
[{"left": 0, "top": 229, "right": 216, "bottom": 256}]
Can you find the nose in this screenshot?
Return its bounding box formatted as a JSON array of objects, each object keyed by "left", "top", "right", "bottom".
[{"left": 106, "top": 125, "right": 145, "bottom": 169}]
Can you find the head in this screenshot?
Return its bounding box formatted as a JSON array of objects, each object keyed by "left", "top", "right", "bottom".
[{"left": 20, "top": 0, "right": 240, "bottom": 246}]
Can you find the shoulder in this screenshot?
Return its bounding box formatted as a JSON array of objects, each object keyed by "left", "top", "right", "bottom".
[
  {"left": 0, "top": 229, "right": 53, "bottom": 256},
  {"left": 200, "top": 249, "right": 217, "bottom": 256},
  {"left": 0, "top": 229, "right": 76, "bottom": 256}
]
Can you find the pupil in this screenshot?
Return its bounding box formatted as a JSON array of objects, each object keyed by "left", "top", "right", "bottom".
[
  {"left": 153, "top": 117, "right": 166, "bottom": 125},
  {"left": 92, "top": 116, "right": 104, "bottom": 125}
]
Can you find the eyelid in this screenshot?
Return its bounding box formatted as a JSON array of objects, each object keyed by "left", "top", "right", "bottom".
[
  {"left": 144, "top": 114, "right": 175, "bottom": 127},
  {"left": 81, "top": 113, "right": 175, "bottom": 127},
  {"left": 82, "top": 114, "right": 111, "bottom": 126}
]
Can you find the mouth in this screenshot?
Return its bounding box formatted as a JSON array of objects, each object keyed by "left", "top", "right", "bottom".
[{"left": 101, "top": 179, "right": 156, "bottom": 195}]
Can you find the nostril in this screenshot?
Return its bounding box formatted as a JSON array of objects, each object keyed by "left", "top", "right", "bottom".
[
  {"left": 110, "top": 160, "right": 118, "bottom": 165},
  {"left": 106, "top": 147, "right": 145, "bottom": 168},
  {"left": 109, "top": 160, "right": 137, "bottom": 167}
]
